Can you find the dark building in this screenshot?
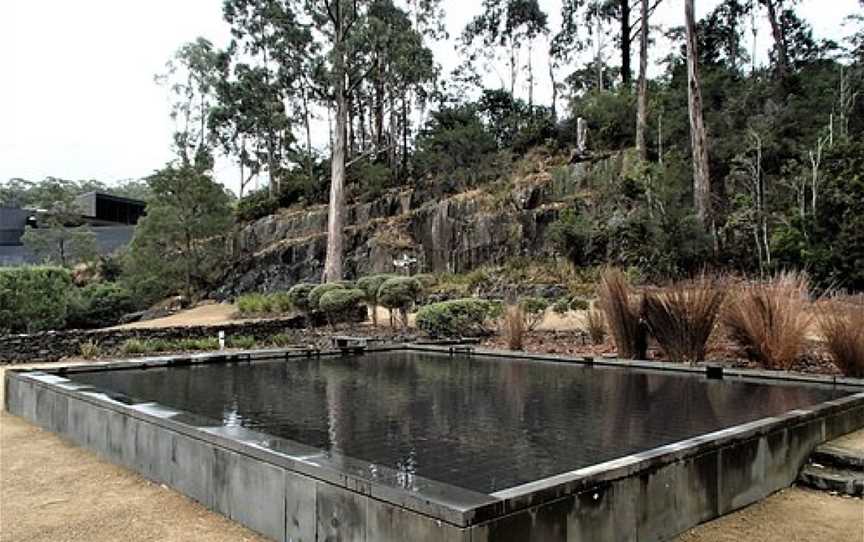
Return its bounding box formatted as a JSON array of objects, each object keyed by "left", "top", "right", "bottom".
[
  {"left": 75, "top": 192, "right": 146, "bottom": 226},
  {"left": 0, "top": 192, "right": 147, "bottom": 266}
]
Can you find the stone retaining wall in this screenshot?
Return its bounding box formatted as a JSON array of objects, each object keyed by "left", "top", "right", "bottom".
[{"left": 0, "top": 309, "right": 367, "bottom": 364}]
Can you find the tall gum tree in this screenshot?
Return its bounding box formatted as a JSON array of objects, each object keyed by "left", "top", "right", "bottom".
[{"left": 685, "top": 0, "right": 712, "bottom": 232}]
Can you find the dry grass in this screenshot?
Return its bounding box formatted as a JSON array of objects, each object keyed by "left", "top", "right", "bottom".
[
  {"left": 641, "top": 277, "right": 726, "bottom": 364},
  {"left": 598, "top": 268, "right": 647, "bottom": 359},
  {"left": 503, "top": 304, "right": 526, "bottom": 350},
  {"left": 722, "top": 272, "right": 813, "bottom": 370},
  {"left": 583, "top": 308, "right": 607, "bottom": 345},
  {"left": 818, "top": 298, "right": 864, "bottom": 377}
]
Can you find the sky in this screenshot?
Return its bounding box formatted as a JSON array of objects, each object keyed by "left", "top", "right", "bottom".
[{"left": 0, "top": 0, "right": 859, "bottom": 196}]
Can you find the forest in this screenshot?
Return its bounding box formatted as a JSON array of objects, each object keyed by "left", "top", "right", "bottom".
[{"left": 3, "top": 0, "right": 864, "bottom": 305}]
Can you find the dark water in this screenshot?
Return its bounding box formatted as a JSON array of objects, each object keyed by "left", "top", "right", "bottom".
[{"left": 69, "top": 351, "right": 847, "bottom": 494}]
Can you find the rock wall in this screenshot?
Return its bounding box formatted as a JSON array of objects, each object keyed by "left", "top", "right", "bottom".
[
  {"left": 216, "top": 154, "right": 622, "bottom": 298},
  {"left": 0, "top": 309, "right": 367, "bottom": 364}
]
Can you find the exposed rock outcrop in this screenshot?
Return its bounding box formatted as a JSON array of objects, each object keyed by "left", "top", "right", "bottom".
[{"left": 215, "top": 153, "right": 622, "bottom": 298}]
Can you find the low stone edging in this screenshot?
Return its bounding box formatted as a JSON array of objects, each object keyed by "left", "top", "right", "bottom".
[{"left": 0, "top": 308, "right": 368, "bottom": 364}]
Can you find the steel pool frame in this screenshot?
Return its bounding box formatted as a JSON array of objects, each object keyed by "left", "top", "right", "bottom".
[{"left": 5, "top": 345, "right": 864, "bottom": 542}]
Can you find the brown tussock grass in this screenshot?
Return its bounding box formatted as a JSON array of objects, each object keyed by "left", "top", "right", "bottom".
[
  {"left": 818, "top": 297, "right": 864, "bottom": 378},
  {"left": 722, "top": 272, "right": 813, "bottom": 370},
  {"left": 598, "top": 268, "right": 647, "bottom": 359}
]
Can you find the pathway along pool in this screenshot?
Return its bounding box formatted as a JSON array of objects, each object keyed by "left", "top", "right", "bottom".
[{"left": 66, "top": 350, "right": 848, "bottom": 495}]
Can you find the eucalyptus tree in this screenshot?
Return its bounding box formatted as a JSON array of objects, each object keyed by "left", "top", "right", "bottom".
[
  {"left": 155, "top": 38, "right": 223, "bottom": 171},
  {"left": 684, "top": 0, "right": 712, "bottom": 233},
  {"left": 462, "top": 0, "right": 549, "bottom": 102}
]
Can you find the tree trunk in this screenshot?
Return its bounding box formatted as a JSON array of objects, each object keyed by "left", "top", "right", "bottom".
[
  {"left": 685, "top": 0, "right": 712, "bottom": 231},
  {"left": 527, "top": 42, "right": 534, "bottom": 107},
  {"left": 620, "top": 0, "right": 632, "bottom": 87},
  {"left": 324, "top": 13, "right": 348, "bottom": 282},
  {"left": 635, "top": 0, "right": 649, "bottom": 161},
  {"left": 302, "top": 85, "right": 314, "bottom": 181},
  {"left": 763, "top": 0, "right": 788, "bottom": 78},
  {"left": 549, "top": 60, "right": 558, "bottom": 121}
]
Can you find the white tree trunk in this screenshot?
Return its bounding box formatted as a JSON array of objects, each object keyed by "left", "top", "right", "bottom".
[
  {"left": 635, "top": 0, "right": 649, "bottom": 161},
  {"left": 685, "top": 0, "right": 712, "bottom": 231}
]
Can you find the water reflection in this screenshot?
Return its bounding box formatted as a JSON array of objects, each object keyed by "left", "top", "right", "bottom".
[{"left": 70, "top": 352, "right": 846, "bottom": 494}]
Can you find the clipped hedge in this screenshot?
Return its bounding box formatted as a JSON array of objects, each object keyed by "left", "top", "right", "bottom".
[
  {"left": 415, "top": 298, "right": 496, "bottom": 338},
  {"left": 319, "top": 288, "right": 366, "bottom": 321},
  {"left": 287, "top": 283, "right": 318, "bottom": 313},
  {"left": 0, "top": 266, "right": 73, "bottom": 333},
  {"left": 378, "top": 277, "right": 423, "bottom": 311},
  {"left": 308, "top": 283, "right": 346, "bottom": 311}
]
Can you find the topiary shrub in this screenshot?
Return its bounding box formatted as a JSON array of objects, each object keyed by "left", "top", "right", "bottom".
[
  {"left": 308, "top": 283, "right": 346, "bottom": 311},
  {"left": 415, "top": 298, "right": 496, "bottom": 338},
  {"left": 357, "top": 274, "right": 396, "bottom": 326},
  {"left": 377, "top": 277, "right": 423, "bottom": 328},
  {"left": 67, "top": 282, "right": 135, "bottom": 329},
  {"left": 287, "top": 283, "right": 318, "bottom": 313},
  {"left": 518, "top": 297, "right": 549, "bottom": 331},
  {"left": 318, "top": 288, "right": 366, "bottom": 327},
  {"left": 0, "top": 266, "right": 73, "bottom": 333}
]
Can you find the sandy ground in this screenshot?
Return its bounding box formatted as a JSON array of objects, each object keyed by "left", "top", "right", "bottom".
[
  {"left": 2, "top": 363, "right": 861, "bottom": 542},
  {"left": 114, "top": 303, "right": 244, "bottom": 330}
]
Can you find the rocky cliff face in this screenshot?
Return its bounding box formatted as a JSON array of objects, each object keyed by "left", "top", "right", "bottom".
[{"left": 215, "top": 153, "right": 622, "bottom": 298}]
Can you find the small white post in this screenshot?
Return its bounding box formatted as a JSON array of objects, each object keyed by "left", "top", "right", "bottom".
[{"left": 218, "top": 331, "right": 225, "bottom": 350}]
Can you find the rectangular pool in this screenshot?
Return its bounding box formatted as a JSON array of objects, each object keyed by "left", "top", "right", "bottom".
[
  {"left": 6, "top": 346, "right": 864, "bottom": 542},
  {"left": 67, "top": 350, "right": 848, "bottom": 495}
]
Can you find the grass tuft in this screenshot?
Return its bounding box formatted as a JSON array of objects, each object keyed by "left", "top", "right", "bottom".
[
  {"left": 722, "top": 272, "right": 812, "bottom": 370},
  {"left": 641, "top": 276, "right": 726, "bottom": 365},
  {"left": 583, "top": 307, "right": 607, "bottom": 345},
  {"left": 598, "top": 268, "right": 647, "bottom": 359},
  {"left": 503, "top": 304, "right": 526, "bottom": 350},
  {"left": 818, "top": 298, "right": 864, "bottom": 377}
]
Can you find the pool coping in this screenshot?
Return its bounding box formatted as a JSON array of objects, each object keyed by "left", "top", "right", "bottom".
[{"left": 5, "top": 344, "right": 864, "bottom": 531}]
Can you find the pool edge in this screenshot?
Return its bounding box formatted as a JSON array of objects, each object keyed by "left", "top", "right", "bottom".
[{"left": 5, "top": 346, "right": 864, "bottom": 542}]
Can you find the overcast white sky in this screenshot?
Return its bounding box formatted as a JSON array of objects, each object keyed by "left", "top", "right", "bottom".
[{"left": 0, "top": 0, "right": 859, "bottom": 196}]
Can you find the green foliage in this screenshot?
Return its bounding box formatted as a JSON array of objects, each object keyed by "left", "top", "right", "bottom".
[
  {"left": 377, "top": 277, "right": 423, "bottom": 311},
  {"left": 79, "top": 340, "right": 102, "bottom": 359},
  {"left": 236, "top": 293, "right": 272, "bottom": 315},
  {"left": 21, "top": 226, "right": 98, "bottom": 268},
  {"left": 318, "top": 288, "right": 366, "bottom": 319},
  {"left": 551, "top": 296, "right": 590, "bottom": 315},
  {"left": 287, "top": 283, "right": 317, "bottom": 313},
  {"left": 68, "top": 282, "right": 135, "bottom": 329},
  {"left": 122, "top": 164, "right": 233, "bottom": 306},
  {"left": 235, "top": 170, "right": 321, "bottom": 222},
  {"left": 356, "top": 274, "right": 395, "bottom": 303},
  {"left": 120, "top": 338, "right": 149, "bottom": 355},
  {"left": 518, "top": 297, "right": 549, "bottom": 331},
  {"left": 0, "top": 266, "right": 73, "bottom": 333},
  {"left": 308, "top": 283, "right": 346, "bottom": 311},
  {"left": 415, "top": 298, "right": 497, "bottom": 337},
  {"left": 269, "top": 333, "right": 295, "bottom": 347},
  {"left": 228, "top": 335, "right": 256, "bottom": 349}
]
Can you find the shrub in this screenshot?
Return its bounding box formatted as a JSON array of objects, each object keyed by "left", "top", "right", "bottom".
[
  {"left": 271, "top": 292, "right": 293, "bottom": 313},
  {"left": 236, "top": 293, "right": 271, "bottom": 315},
  {"left": 553, "top": 296, "right": 591, "bottom": 315},
  {"left": 228, "top": 335, "right": 257, "bottom": 349},
  {"left": 319, "top": 289, "right": 366, "bottom": 326},
  {"left": 0, "top": 266, "right": 73, "bottom": 333},
  {"left": 287, "top": 283, "right": 317, "bottom": 313},
  {"left": 722, "top": 273, "right": 813, "bottom": 370},
  {"left": 583, "top": 308, "right": 607, "bottom": 345},
  {"left": 378, "top": 277, "right": 423, "bottom": 328},
  {"left": 357, "top": 274, "right": 396, "bottom": 326},
  {"left": 641, "top": 278, "right": 726, "bottom": 364},
  {"left": 598, "top": 268, "right": 647, "bottom": 359},
  {"left": 518, "top": 297, "right": 549, "bottom": 331},
  {"left": 416, "top": 298, "right": 496, "bottom": 338},
  {"left": 79, "top": 340, "right": 102, "bottom": 359},
  {"left": 817, "top": 298, "right": 864, "bottom": 377},
  {"left": 120, "top": 338, "right": 149, "bottom": 355},
  {"left": 308, "top": 283, "right": 345, "bottom": 311},
  {"left": 67, "top": 282, "right": 136, "bottom": 329},
  {"left": 503, "top": 305, "right": 526, "bottom": 350},
  {"left": 174, "top": 337, "right": 220, "bottom": 351},
  {"left": 413, "top": 273, "right": 437, "bottom": 290},
  {"left": 269, "top": 333, "right": 295, "bottom": 347}
]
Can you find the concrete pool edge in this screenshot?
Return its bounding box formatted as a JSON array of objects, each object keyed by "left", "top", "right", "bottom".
[{"left": 5, "top": 346, "right": 864, "bottom": 541}]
